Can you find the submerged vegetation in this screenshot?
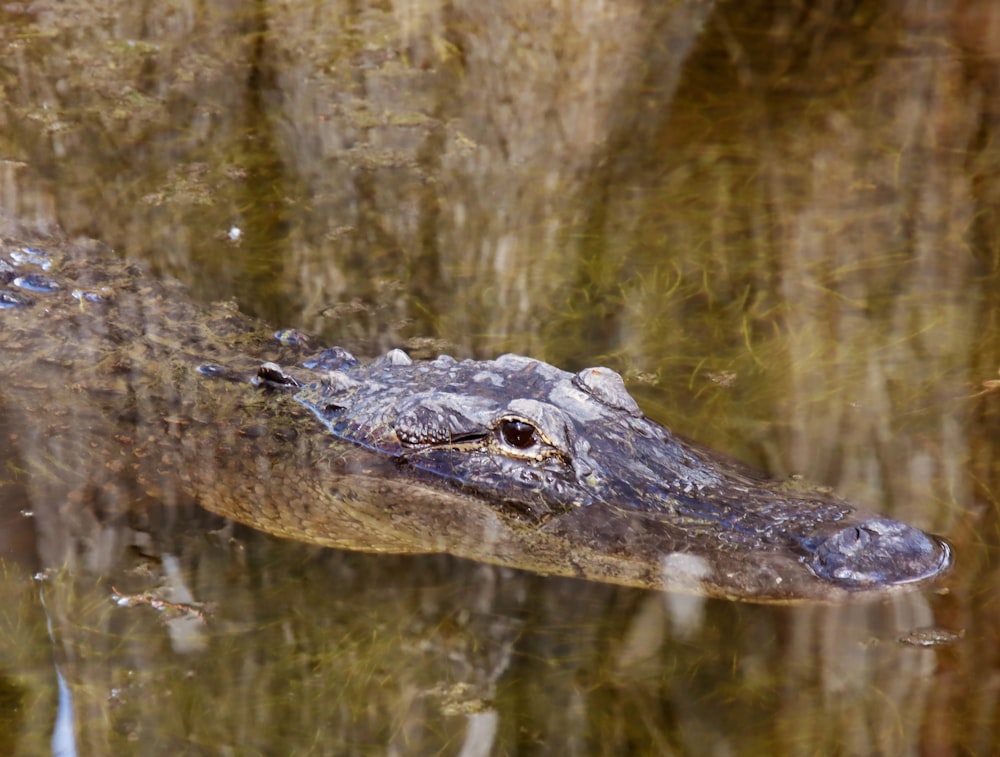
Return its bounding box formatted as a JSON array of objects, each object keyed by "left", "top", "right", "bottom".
[{"left": 0, "top": 0, "right": 999, "bottom": 753}]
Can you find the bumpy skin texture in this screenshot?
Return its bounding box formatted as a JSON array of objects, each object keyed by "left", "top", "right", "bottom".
[
  {"left": 0, "top": 223, "right": 950, "bottom": 602},
  {"left": 295, "top": 349, "right": 951, "bottom": 592}
]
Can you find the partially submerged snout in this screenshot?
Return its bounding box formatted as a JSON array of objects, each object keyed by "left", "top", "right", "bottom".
[{"left": 805, "top": 517, "right": 951, "bottom": 588}]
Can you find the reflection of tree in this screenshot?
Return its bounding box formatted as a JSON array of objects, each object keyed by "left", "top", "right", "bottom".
[
  {"left": 576, "top": 1, "right": 994, "bottom": 543},
  {"left": 939, "top": 6, "right": 1000, "bottom": 737},
  {"left": 1, "top": 531, "right": 948, "bottom": 755},
  {"left": 2, "top": 1, "right": 1000, "bottom": 752}
]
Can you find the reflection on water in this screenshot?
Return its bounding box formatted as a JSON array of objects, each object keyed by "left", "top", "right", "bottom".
[
  {"left": 0, "top": 535, "right": 957, "bottom": 755},
  {"left": 1, "top": 0, "right": 999, "bottom": 753}
]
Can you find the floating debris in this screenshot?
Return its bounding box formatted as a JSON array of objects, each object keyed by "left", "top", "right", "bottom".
[
  {"left": 111, "top": 586, "right": 208, "bottom": 625},
  {"left": 898, "top": 626, "right": 965, "bottom": 648},
  {"left": 274, "top": 328, "right": 311, "bottom": 348}
]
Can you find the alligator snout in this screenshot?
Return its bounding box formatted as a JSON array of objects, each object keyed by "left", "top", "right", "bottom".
[{"left": 806, "top": 517, "right": 951, "bottom": 588}]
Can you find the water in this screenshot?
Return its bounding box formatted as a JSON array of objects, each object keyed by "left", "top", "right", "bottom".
[{"left": 0, "top": 0, "right": 998, "bottom": 753}]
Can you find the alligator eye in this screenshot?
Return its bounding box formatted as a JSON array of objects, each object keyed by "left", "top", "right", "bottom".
[{"left": 499, "top": 418, "right": 538, "bottom": 450}]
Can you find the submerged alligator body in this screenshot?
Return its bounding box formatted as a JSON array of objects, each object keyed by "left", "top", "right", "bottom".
[{"left": 0, "top": 224, "right": 950, "bottom": 602}]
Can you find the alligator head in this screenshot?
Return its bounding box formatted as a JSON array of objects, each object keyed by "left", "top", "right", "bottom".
[{"left": 294, "top": 348, "right": 950, "bottom": 595}]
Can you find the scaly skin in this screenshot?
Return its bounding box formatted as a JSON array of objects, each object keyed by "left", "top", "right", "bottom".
[{"left": 0, "top": 223, "right": 950, "bottom": 601}]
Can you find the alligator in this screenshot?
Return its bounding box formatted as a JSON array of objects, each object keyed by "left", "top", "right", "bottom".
[{"left": 0, "top": 222, "right": 951, "bottom": 602}]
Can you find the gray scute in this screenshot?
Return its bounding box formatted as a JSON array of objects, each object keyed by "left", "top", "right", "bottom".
[{"left": 573, "top": 366, "right": 643, "bottom": 417}]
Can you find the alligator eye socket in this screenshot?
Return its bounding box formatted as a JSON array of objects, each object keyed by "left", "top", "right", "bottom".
[{"left": 499, "top": 419, "right": 538, "bottom": 450}]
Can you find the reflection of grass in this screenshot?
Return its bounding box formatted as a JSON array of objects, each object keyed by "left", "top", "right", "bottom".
[
  {"left": 64, "top": 542, "right": 510, "bottom": 753},
  {"left": 555, "top": 56, "right": 989, "bottom": 530}
]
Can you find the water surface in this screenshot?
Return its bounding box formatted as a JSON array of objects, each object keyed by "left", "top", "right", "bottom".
[{"left": 1, "top": 1, "right": 998, "bottom": 754}]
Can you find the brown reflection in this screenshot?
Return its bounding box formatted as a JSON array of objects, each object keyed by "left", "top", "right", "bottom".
[
  {"left": 0, "top": 0, "right": 716, "bottom": 356},
  {"left": 0, "top": 537, "right": 954, "bottom": 756},
  {"left": 2, "top": 0, "right": 1000, "bottom": 753},
  {"left": 593, "top": 1, "right": 991, "bottom": 537}
]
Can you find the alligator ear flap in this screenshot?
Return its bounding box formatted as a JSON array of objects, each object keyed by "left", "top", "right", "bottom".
[{"left": 573, "top": 367, "right": 642, "bottom": 418}]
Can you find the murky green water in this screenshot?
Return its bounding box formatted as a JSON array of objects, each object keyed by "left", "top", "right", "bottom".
[{"left": 1, "top": 0, "right": 998, "bottom": 753}]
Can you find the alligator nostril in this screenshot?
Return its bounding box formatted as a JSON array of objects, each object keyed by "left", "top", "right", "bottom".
[{"left": 806, "top": 517, "right": 950, "bottom": 589}]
